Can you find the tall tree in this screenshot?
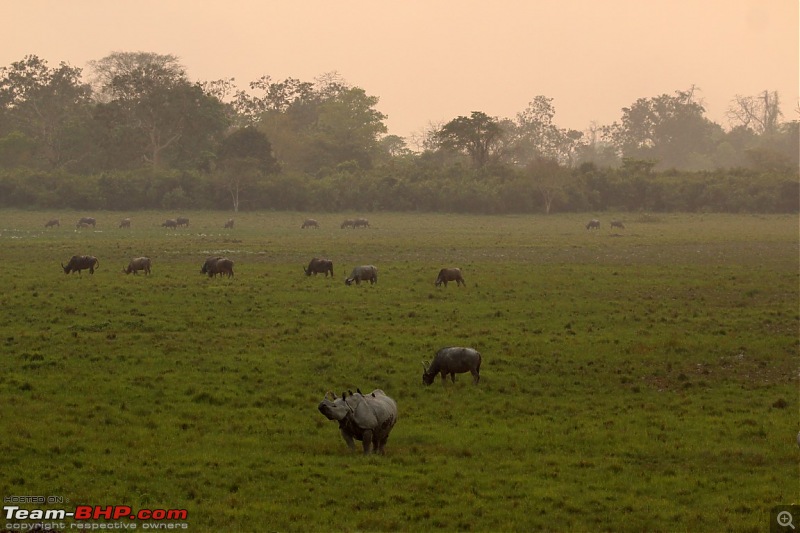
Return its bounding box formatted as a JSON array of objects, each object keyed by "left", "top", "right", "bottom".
[
  {"left": 242, "top": 75, "right": 387, "bottom": 174},
  {"left": 88, "top": 52, "right": 184, "bottom": 102},
  {"left": 611, "top": 88, "right": 722, "bottom": 170},
  {"left": 727, "top": 90, "right": 782, "bottom": 135},
  {"left": 91, "top": 52, "right": 227, "bottom": 170},
  {"left": 314, "top": 85, "right": 387, "bottom": 170},
  {"left": 435, "top": 111, "right": 503, "bottom": 169},
  {"left": 214, "top": 127, "right": 279, "bottom": 211},
  {"left": 0, "top": 55, "right": 93, "bottom": 169}
]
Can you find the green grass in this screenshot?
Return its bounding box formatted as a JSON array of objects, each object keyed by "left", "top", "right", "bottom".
[{"left": 0, "top": 210, "right": 797, "bottom": 532}]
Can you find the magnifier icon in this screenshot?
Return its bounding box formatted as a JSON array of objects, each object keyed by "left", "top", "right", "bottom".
[{"left": 778, "top": 511, "right": 796, "bottom": 530}]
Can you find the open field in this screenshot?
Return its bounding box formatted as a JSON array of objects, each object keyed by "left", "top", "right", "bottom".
[{"left": 0, "top": 210, "right": 797, "bottom": 532}]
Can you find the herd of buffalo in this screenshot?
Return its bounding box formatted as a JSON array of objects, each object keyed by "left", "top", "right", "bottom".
[{"left": 49, "top": 214, "right": 621, "bottom": 454}]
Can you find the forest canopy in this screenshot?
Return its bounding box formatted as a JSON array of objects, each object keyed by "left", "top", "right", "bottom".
[{"left": 0, "top": 53, "right": 797, "bottom": 213}]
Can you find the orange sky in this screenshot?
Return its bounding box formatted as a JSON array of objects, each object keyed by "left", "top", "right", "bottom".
[{"left": 5, "top": 0, "right": 798, "bottom": 140}]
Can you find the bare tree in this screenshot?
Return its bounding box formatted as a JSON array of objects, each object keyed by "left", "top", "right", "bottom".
[{"left": 727, "top": 90, "right": 783, "bottom": 134}]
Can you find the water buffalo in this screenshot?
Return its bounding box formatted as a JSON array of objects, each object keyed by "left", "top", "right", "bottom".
[
  {"left": 302, "top": 218, "right": 319, "bottom": 229},
  {"left": 77, "top": 217, "right": 96, "bottom": 228},
  {"left": 62, "top": 255, "right": 99, "bottom": 275},
  {"left": 224, "top": 218, "right": 235, "bottom": 229},
  {"left": 318, "top": 389, "right": 398, "bottom": 455},
  {"left": 176, "top": 217, "right": 190, "bottom": 228},
  {"left": 586, "top": 219, "right": 600, "bottom": 230},
  {"left": 201, "top": 256, "right": 234, "bottom": 278},
  {"left": 435, "top": 267, "right": 465, "bottom": 287},
  {"left": 119, "top": 218, "right": 131, "bottom": 229},
  {"left": 353, "top": 217, "right": 369, "bottom": 228},
  {"left": 423, "top": 347, "right": 482, "bottom": 385},
  {"left": 45, "top": 219, "right": 60, "bottom": 228},
  {"left": 123, "top": 257, "right": 151, "bottom": 275},
  {"left": 201, "top": 256, "right": 221, "bottom": 275},
  {"left": 611, "top": 220, "right": 625, "bottom": 229},
  {"left": 341, "top": 219, "right": 355, "bottom": 229},
  {"left": 345, "top": 265, "right": 378, "bottom": 285},
  {"left": 162, "top": 219, "right": 178, "bottom": 229},
  {"left": 304, "top": 258, "right": 334, "bottom": 277}
]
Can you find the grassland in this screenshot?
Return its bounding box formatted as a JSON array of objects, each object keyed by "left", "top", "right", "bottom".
[{"left": 0, "top": 210, "right": 797, "bottom": 532}]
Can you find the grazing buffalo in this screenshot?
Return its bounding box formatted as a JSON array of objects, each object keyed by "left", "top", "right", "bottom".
[
  {"left": 201, "top": 256, "right": 234, "bottom": 278},
  {"left": 302, "top": 218, "right": 319, "bottom": 229},
  {"left": 123, "top": 256, "right": 151, "bottom": 275},
  {"left": 162, "top": 219, "right": 178, "bottom": 229},
  {"left": 62, "top": 255, "right": 99, "bottom": 275},
  {"left": 304, "top": 258, "right": 334, "bottom": 277},
  {"left": 353, "top": 217, "right": 370, "bottom": 228},
  {"left": 423, "top": 347, "right": 482, "bottom": 385},
  {"left": 77, "top": 217, "right": 96, "bottom": 228},
  {"left": 45, "top": 219, "right": 60, "bottom": 228},
  {"left": 345, "top": 265, "right": 378, "bottom": 285},
  {"left": 318, "top": 389, "right": 398, "bottom": 455},
  {"left": 435, "top": 267, "right": 465, "bottom": 287},
  {"left": 201, "top": 256, "right": 221, "bottom": 275},
  {"left": 586, "top": 219, "right": 600, "bottom": 230},
  {"left": 340, "top": 219, "right": 355, "bottom": 229},
  {"left": 611, "top": 220, "right": 625, "bottom": 229},
  {"left": 176, "top": 217, "right": 190, "bottom": 228},
  {"left": 224, "top": 218, "right": 235, "bottom": 229},
  {"left": 119, "top": 218, "right": 131, "bottom": 229}
]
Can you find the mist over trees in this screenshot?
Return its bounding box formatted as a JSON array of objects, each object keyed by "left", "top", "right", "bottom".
[{"left": 0, "top": 53, "right": 797, "bottom": 213}]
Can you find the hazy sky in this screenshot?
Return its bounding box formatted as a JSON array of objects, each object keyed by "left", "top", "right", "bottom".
[{"left": 5, "top": 0, "right": 798, "bottom": 140}]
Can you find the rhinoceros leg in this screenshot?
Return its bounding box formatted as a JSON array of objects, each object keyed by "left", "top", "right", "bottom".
[
  {"left": 376, "top": 434, "right": 389, "bottom": 455},
  {"left": 339, "top": 429, "right": 356, "bottom": 451},
  {"left": 361, "top": 429, "right": 374, "bottom": 454},
  {"left": 471, "top": 370, "right": 480, "bottom": 384}
]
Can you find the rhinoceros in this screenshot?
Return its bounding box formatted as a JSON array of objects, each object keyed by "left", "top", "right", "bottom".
[
  {"left": 353, "top": 217, "right": 369, "bottom": 228},
  {"left": 318, "top": 389, "right": 398, "bottom": 454},
  {"left": 304, "top": 258, "right": 334, "bottom": 277},
  {"left": 610, "top": 220, "right": 625, "bottom": 229},
  {"left": 176, "top": 217, "right": 190, "bottom": 228},
  {"left": 119, "top": 218, "right": 131, "bottom": 229},
  {"left": 345, "top": 265, "right": 377, "bottom": 285},
  {"left": 302, "top": 218, "right": 319, "bottom": 229},
  {"left": 340, "top": 219, "right": 355, "bottom": 229},
  {"left": 162, "top": 219, "right": 178, "bottom": 229},
  {"left": 62, "top": 255, "right": 99, "bottom": 275},
  {"left": 77, "top": 217, "right": 96, "bottom": 228},
  {"left": 45, "top": 219, "right": 60, "bottom": 228},
  {"left": 435, "top": 267, "right": 465, "bottom": 287},
  {"left": 224, "top": 218, "right": 235, "bottom": 229},
  {"left": 123, "top": 257, "right": 151, "bottom": 275},
  {"left": 586, "top": 219, "right": 600, "bottom": 230},
  {"left": 423, "top": 346, "right": 482, "bottom": 385}
]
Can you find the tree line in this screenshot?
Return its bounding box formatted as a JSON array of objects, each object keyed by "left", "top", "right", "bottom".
[{"left": 0, "top": 53, "right": 797, "bottom": 213}]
